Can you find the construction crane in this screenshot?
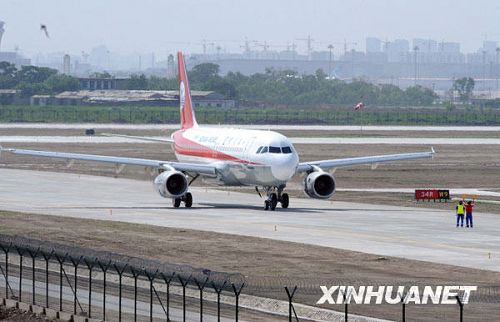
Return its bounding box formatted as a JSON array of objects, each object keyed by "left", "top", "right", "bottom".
[{"left": 296, "top": 35, "right": 314, "bottom": 60}]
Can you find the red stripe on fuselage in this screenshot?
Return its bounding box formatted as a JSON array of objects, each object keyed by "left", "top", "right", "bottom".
[{"left": 172, "top": 130, "right": 259, "bottom": 165}]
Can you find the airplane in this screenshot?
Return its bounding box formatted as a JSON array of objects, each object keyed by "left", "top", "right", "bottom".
[{"left": 0, "top": 52, "right": 435, "bottom": 211}]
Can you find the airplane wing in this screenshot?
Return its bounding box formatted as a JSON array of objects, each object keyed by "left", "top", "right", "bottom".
[
  {"left": 100, "top": 133, "right": 174, "bottom": 143},
  {"left": 296, "top": 148, "right": 435, "bottom": 173},
  {"left": 0, "top": 147, "right": 216, "bottom": 175}
]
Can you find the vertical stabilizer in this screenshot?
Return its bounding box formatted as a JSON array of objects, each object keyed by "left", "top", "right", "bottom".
[{"left": 177, "top": 52, "right": 198, "bottom": 129}]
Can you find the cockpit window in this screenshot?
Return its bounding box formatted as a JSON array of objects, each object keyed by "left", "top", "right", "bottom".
[
  {"left": 261, "top": 146, "right": 268, "bottom": 153},
  {"left": 256, "top": 146, "right": 263, "bottom": 154},
  {"left": 269, "top": 146, "right": 281, "bottom": 153},
  {"left": 281, "top": 146, "right": 292, "bottom": 154}
]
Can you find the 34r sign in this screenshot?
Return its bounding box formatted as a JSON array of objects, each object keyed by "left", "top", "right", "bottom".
[{"left": 415, "top": 189, "right": 450, "bottom": 202}]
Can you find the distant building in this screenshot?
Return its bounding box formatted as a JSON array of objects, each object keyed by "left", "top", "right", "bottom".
[
  {"left": 385, "top": 39, "right": 409, "bottom": 63},
  {"left": 310, "top": 51, "right": 329, "bottom": 61},
  {"left": 166, "top": 54, "right": 176, "bottom": 78},
  {"left": 413, "top": 39, "right": 438, "bottom": 53},
  {"left": 63, "top": 54, "right": 71, "bottom": 74},
  {"left": 482, "top": 41, "right": 497, "bottom": 55},
  {"left": 0, "top": 89, "right": 17, "bottom": 105},
  {"left": 0, "top": 51, "right": 31, "bottom": 67},
  {"left": 366, "top": 37, "right": 382, "bottom": 53},
  {"left": 78, "top": 77, "right": 130, "bottom": 90},
  {"left": 31, "top": 90, "right": 235, "bottom": 108},
  {"left": 439, "top": 42, "right": 460, "bottom": 53}
]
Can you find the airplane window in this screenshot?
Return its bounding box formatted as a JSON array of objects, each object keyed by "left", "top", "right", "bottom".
[
  {"left": 261, "top": 146, "right": 268, "bottom": 153},
  {"left": 269, "top": 146, "right": 281, "bottom": 153},
  {"left": 256, "top": 146, "right": 263, "bottom": 154},
  {"left": 282, "top": 146, "right": 292, "bottom": 154}
]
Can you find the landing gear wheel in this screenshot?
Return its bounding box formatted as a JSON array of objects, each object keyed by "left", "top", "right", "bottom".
[
  {"left": 264, "top": 200, "right": 270, "bottom": 210},
  {"left": 173, "top": 198, "right": 181, "bottom": 208},
  {"left": 281, "top": 193, "right": 289, "bottom": 209},
  {"left": 184, "top": 192, "right": 193, "bottom": 208},
  {"left": 270, "top": 193, "right": 278, "bottom": 211}
]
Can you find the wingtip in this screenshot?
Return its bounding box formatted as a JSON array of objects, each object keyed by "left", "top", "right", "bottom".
[{"left": 430, "top": 146, "right": 435, "bottom": 154}]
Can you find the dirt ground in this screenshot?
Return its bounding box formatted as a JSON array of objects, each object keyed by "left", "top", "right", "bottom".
[
  {"left": 0, "top": 305, "right": 55, "bottom": 321},
  {"left": 1, "top": 211, "right": 500, "bottom": 321}
]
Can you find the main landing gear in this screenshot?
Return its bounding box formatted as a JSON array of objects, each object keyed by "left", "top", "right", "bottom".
[
  {"left": 172, "top": 173, "right": 199, "bottom": 208},
  {"left": 259, "top": 186, "right": 289, "bottom": 211},
  {"left": 173, "top": 192, "right": 193, "bottom": 208}
]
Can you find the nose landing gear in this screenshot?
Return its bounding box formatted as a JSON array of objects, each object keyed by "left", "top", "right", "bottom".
[{"left": 260, "top": 186, "right": 289, "bottom": 211}]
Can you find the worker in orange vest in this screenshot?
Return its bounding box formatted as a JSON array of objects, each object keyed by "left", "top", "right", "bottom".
[{"left": 465, "top": 200, "right": 476, "bottom": 228}]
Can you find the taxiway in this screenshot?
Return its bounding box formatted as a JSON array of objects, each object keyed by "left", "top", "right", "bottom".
[{"left": 1, "top": 169, "right": 499, "bottom": 272}]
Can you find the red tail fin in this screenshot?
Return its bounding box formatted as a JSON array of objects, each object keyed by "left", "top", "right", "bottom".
[{"left": 177, "top": 52, "right": 198, "bottom": 129}]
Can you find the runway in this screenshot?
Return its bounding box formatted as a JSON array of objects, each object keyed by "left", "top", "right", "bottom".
[
  {"left": 2, "top": 136, "right": 500, "bottom": 145},
  {"left": 1, "top": 169, "right": 500, "bottom": 272}
]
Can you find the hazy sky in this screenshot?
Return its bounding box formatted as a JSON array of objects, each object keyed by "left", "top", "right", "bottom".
[{"left": 1, "top": 0, "right": 500, "bottom": 57}]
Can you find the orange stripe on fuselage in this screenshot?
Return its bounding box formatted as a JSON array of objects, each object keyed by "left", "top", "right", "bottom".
[{"left": 172, "top": 130, "right": 259, "bottom": 165}]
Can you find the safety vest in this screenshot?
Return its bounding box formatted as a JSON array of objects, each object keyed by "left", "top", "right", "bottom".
[{"left": 456, "top": 204, "right": 465, "bottom": 215}]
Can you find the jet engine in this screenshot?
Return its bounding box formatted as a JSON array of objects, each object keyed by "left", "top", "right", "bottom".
[
  {"left": 303, "top": 171, "right": 336, "bottom": 199},
  {"left": 154, "top": 171, "right": 188, "bottom": 198}
]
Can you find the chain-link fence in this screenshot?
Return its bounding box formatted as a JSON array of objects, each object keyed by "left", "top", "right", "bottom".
[{"left": 1, "top": 234, "right": 500, "bottom": 321}]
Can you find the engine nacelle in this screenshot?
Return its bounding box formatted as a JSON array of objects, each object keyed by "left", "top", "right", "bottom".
[
  {"left": 154, "top": 170, "right": 188, "bottom": 198},
  {"left": 304, "top": 171, "right": 336, "bottom": 199}
]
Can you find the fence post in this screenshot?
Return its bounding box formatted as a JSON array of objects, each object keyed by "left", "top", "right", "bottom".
[
  {"left": 98, "top": 260, "right": 111, "bottom": 321},
  {"left": 400, "top": 291, "right": 407, "bottom": 322},
  {"left": 16, "top": 247, "right": 24, "bottom": 302},
  {"left": 145, "top": 269, "right": 158, "bottom": 322},
  {"left": 84, "top": 258, "right": 95, "bottom": 319},
  {"left": 68, "top": 255, "right": 83, "bottom": 315},
  {"left": 212, "top": 281, "right": 226, "bottom": 322},
  {"left": 231, "top": 283, "right": 245, "bottom": 322},
  {"left": 131, "top": 268, "right": 139, "bottom": 322},
  {"left": 41, "top": 251, "right": 52, "bottom": 308},
  {"left": 28, "top": 248, "right": 39, "bottom": 305},
  {"left": 284, "top": 286, "right": 298, "bottom": 322},
  {"left": 1, "top": 243, "right": 11, "bottom": 299},
  {"left": 342, "top": 289, "right": 348, "bottom": 322},
  {"left": 55, "top": 253, "right": 67, "bottom": 311},
  {"left": 178, "top": 275, "right": 191, "bottom": 322},
  {"left": 194, "top": 277, "right": 209, "bottom": 322},
  {"left": 455, "top": 295, "right": 463, "bottom": 322},
  {"left": 161, "top": 272, "right": 175, "bottom": 322},
  {"left": 113, "top": 263, "right": 128, "bottom": 322}
]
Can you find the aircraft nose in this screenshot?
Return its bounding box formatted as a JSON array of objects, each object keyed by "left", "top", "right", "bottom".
[{"left": 271, "top": 154, "right": 298, "bottom": 181}]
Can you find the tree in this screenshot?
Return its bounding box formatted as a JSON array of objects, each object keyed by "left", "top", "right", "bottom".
[
  {"left": 44, "top": 74, "right": 80, "bottom": 93},
  {"left": 16, "top": 82, "right": 50, "bottom": 98},
  {"left": 147, "top": 76, "right": 177, "bottom": 90},
  {"left": 189, "top": 63, "right": 220, "bottom": 85},
  {"left": 17, "top": 65, "right": 57, "bottom": 83},
  {"left": 404, "top": 85, "right": 438, "bottom": 105},
  {"left": 453, "top": 77, "right": 475, "bottom": 103},
  {"left": 127, "top": 74, "right": 148, "bottom": 90},
  {"left": 90, "top": 71, "right": 112, "bottom": 78},
  {"left": 0, "top": 61, "right": 18, "bottom": 89}
]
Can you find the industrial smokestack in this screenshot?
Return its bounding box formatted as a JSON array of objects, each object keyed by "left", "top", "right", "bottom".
[{"left": 0, "top": 21, "right": 5, "bottom": 52}]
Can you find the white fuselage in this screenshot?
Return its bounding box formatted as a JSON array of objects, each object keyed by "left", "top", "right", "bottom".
[{"left": 172, "top": 127, "right": 299, "bottom": 186}]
